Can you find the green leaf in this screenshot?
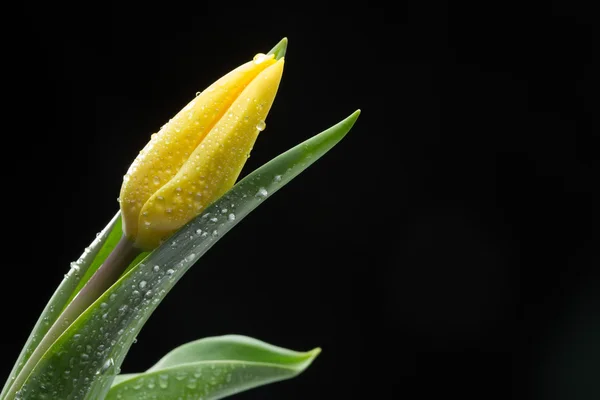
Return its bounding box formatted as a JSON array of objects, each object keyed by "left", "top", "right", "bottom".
[
  {"left": 0, "top": 212, "right": 120, "bottom": 399},
  {"left": 267, "top": 37, "right": 288, "bottom": 60},
  {"left": 105, "top": 335, "right": 320, "bottom": 400},
  {"left": 15, "top": 110, "right": 359, "bottom": 400}
]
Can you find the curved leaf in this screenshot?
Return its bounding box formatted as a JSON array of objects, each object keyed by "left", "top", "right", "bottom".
[
  {"left": 0, "top": 212, "right": 120, "bottom": 399},
  {"left": 147, "top": 335, "right": 318, "bottom": 372},
  {"left": 106, "top": 335, "right": 319, "bottom": 400},
  {"left": 15, "top": 110, "right": 359, "bottom": 400}
]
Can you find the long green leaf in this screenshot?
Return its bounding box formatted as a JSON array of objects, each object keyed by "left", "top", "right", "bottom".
[
  {"left": 16, "top": 110, "right": 359, "bottom": 400},
  {"left": 105, "top": 335, "right": 319, "bottom": 400},
  {"left": 0, "top": 212, "right": 120, "bottom": 399}
]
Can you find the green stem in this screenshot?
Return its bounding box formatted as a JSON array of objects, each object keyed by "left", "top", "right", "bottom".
[{"left": 4, "top": 236, "right": 140, "bottom": 400}]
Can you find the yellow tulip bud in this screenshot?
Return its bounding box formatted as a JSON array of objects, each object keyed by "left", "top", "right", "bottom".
[{"left": 119, "top": 54, "right": 284, "bottom": 250}]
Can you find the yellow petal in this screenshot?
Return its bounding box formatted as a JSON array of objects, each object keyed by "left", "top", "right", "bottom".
[
  {"left": 119, "top": 55, "right": 277, "bottom": 239},
  {"left": 135, "top": 59, "right": 285, "bottom": 250}
]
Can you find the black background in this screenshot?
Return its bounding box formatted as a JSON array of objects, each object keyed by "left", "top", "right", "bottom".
[{"left": 3, "top": 1, "right": 597, "bottom": 399}]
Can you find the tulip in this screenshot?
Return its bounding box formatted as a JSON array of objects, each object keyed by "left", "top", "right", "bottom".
[
  {"left": 119, "top": 52, "right": 284, "bottom": 250},
  {"left": 2, "top": 45, "right": 289, "bottom": 400}
]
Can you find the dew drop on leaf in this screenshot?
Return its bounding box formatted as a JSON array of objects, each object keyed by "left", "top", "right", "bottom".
[
  {"left": 256, "top": 187, "right": 268, "bottom": 198},
  {"left": 158, "top": 374, "right": 169, "bottom": 389}
]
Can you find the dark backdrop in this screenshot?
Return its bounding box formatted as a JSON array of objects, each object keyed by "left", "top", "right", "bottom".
[{"left": 3, "top": 2, "right": 597, "bottom": 400}]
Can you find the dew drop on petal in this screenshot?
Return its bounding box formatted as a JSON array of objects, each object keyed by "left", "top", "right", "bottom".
[
  {"left": 253, "top": 53, "right": 267, "bottom": 64},
  {"left": 256, "top": 120, "right": 266, "bottom": 131}
]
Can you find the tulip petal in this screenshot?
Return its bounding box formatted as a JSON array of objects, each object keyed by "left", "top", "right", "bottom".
[
  {"left": 135, "top": 59, "right": 285, "bottom": 250},
  {"left": 119, "top": 56, "right": 277, "bottom": 239}
]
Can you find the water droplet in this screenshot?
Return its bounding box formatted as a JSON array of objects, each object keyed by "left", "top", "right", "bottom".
[
  {"left": 153, "top": 176, "right": 160, "bottom": 185},
  {"left": 100, "top": 302, "right": 108, "bottom": 309},
  {"left": 157, "top": 195, "right": 164, "bottom": 201},
  {"left": 228, "top": 213, "right": 236, "bottom": 221},
  {"left": 145, "top": 290, "right": 153, "bottom": 297},
  {"left": 175, "top": 370, "right": 188, "bottom": 381},
  {"left": 256, "top": 120, "right": 266, "bottom": 131},
  {"left": 212, "top": 230, "right": 218, "bottom": 237},
  {"left": 196, "top": 229, "right": 202, "bottom": 234},
  {"left": 186, "top": 378, "right": 197, "bottom": 389},
  {"left": 153, "top": 265, "right": 160, "bottom": 272},
  {"left": 221, "top": 208, "right": 228, "bottom": 213},
  {"left": 96, "top": 358, "right": 114, "bottom": 375},
  {"left": 253, "top": 53, "right": 268, "bottom": 64},
  {"left": 166, "top": 269, "right": 175, "bottom": 275},
  {"left": 185, "top": 253, "right": 196, "bottom": 262},
  {"left": 166, "top": 208, "right": 173, "bottom": 213},
  {"left": 195, "top": 91, "right": 201, "bottom": 96},
  {"left": 256, "top": 187, "right": 268, "bottom": 198},
  {"left": 175, "top": 187, "right": 182, "bottom": 192},
  {"left": 158, "top": 374, "right": 169, "bottom": 389},
  {"left": 273, "top": 175, "right": 282, "bottom": 182},
  {"left": 144, "top": 221, "right": 151, "bottom": 226},
  {"left": 139, "top": 281, "right": 147, "bottom": 289},
  {"left": 210, "top": 217, "right": 218, "bottom": 222}
]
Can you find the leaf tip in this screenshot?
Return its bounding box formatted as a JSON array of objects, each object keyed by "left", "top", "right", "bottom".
[
  {"left": 310, "top": 347, "right": 322, "bottom": 357},
  {"left": 267, "top": 37, "right": 288, "bottom": 60}
]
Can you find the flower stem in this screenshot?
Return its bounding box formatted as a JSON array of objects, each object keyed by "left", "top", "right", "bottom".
[{"left": 4, "top": 236, "right": 140, "bottom": 400}]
